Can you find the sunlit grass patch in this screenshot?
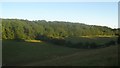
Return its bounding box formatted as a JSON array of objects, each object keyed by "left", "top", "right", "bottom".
[
  {"left": 81, "top": 35, "right": 117, "bottom": 38},
  {"left": 25, "top": 40, "right": 42, "bottom": 43}
]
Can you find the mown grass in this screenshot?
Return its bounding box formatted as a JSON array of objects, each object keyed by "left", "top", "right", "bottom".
[
  {"left": 2, "top": 39, "right": 118, "bottom": 66},
  {"left": 2, "top": 40, "right": 82, "bottom": 66},
  {"left": 31, "top": 45, "right": 118, "bottom": 66}
]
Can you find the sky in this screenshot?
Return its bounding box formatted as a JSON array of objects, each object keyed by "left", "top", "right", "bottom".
[
  {"left": 1, "top": 2, "right": 118, "bottom": 28},
  {"left": 0, "top": 0, "right": 119, "bottom": 2}
]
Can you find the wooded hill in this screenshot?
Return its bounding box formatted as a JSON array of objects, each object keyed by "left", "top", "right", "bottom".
[
  {"left": 2, "top": 19, "right": 119, "bottom": 49},
  {"left": 2, "top": 19, "right": 117, "bottom": 40}
]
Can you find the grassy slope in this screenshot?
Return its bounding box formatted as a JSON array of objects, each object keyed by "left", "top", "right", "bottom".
[
  {"left": 3, "top": 40, "right": 118, "bottom": 66},
  {"left": 24, "top": 45, "right": 118, "bottom": 66},
  {"left": 3, "top": 40, "right": 82, "bottom": 66}
]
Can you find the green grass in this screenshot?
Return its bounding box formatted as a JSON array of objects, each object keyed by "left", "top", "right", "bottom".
[
  {"left": 3, "top": 40, "right": 118, "bottom": 66},
  {"left": 25, "top": 40, "right": 43, "bottom": 43},
  {"left": 3, "top": 40, "right": 82, "bottom": 66}
]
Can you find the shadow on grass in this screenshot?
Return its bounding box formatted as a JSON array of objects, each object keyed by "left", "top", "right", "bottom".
[
  {"left": 35, "top": 35, "right": 118, "bottom": 49},
  {"left": 2, "top": 34, "right": 118, "bottom": 49}
]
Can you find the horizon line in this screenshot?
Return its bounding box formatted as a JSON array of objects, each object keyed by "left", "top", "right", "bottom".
[{"left": 1, "top": 17, "right": 118, "bottom": 29}]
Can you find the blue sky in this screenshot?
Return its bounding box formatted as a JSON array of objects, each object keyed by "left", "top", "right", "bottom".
[
  {"left": 0, "top": 0, "right": 119, "bottom": 2},
  {"left": 1, "top": 2, "right": 118, "bottom": 28}
]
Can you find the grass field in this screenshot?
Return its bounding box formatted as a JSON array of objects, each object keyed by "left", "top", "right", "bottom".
[{"left": 2, "top": 39, "right": 118, "bottom": 66}]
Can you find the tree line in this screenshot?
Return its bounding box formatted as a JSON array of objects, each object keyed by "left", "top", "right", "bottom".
[
  {"left": 2, "top": 19, "right": 119, "bottom": 48},
  {"left": 2, "top": 19, "right": 117, "bottom": 40}
]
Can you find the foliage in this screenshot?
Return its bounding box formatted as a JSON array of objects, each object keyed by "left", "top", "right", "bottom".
[
  {"left": 2, "top": 19, "right": 117, "bottom": 40},
  {"left": 2, "top": 19, "right": 118, "bottom": 48}
]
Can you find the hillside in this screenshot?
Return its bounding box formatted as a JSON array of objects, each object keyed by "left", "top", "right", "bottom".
[
  {"left": 2, "top": 19, "right": 117, "bottom": 40},
  {"left": 2, "top": 19, "right": 118, "bottom": 66}
]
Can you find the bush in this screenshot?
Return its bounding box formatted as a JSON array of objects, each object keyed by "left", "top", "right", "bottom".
[
  {"left": 89, "top": 42, "right": 98, "bottom": 48},
  {"left": 105, "top": 41, "right": 115, "bottom": 46}
]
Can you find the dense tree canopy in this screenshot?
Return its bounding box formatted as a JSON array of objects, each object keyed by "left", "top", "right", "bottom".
[{"left": 2, "top": 19, "right": 117, "bottom": 40}]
